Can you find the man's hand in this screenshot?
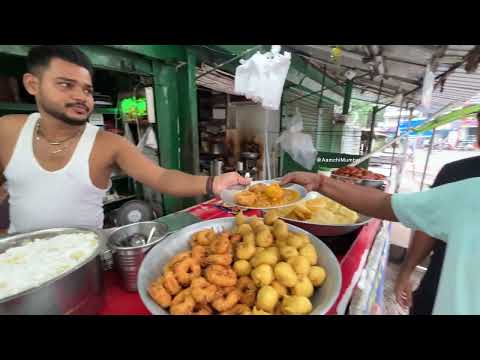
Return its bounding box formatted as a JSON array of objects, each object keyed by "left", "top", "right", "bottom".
[
  {"left": 213, "top": 172, "right": 251, "bottom": 195},
  {"left": 280, "top": 172, "right": 326, "bottom": 192},
  {"left": 395, "top": 270, "right": 413, "bottom": 309}
]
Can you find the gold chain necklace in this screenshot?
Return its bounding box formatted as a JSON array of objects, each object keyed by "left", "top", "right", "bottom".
[{"left": 35, "top": 120, "right": 84, "bottom": 155}]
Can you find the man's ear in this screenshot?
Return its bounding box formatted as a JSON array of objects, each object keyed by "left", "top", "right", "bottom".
[{"left": 23, "top": 73, "right": 40, "bottom": 96}]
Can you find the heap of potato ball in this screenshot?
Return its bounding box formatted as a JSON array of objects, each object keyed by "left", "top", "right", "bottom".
[
  {"left": 231, "top": 210, "right": 327, "bottom": 315},
  {"left": 149, "top": 210, "right": 327, "bottom": 315}
]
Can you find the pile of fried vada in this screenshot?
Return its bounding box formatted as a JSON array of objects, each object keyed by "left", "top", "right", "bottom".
[{"left": 148, "top": 210, "right": 327, "bottom": 315}]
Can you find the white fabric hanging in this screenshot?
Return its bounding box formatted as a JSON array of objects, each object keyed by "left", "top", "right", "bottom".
[{"left": 234, "top": 46, "right": 291, "bottom": 111}]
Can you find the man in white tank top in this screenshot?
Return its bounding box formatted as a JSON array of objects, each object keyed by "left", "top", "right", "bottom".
[{"left": 0, "top": 45, "right": 249, "bottom": 234}]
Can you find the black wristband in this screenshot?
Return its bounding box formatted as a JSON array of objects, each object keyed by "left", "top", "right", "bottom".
[{"left": 206, "top": 176, "right": 215, "bottom": 197}]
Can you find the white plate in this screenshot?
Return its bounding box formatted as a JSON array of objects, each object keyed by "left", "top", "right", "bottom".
[
  {"left": 219, "top": 180, "right": 308, "bottom": 210},
  {"left": 137, "top": 217, "right": 342, "bottom": 315}
]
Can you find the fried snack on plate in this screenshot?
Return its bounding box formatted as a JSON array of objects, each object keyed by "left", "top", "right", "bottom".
[
  {"left": 235, "top": 191, "right": 257, "bottom": 207},
  {"left": 292, "top": 204, "right": 313, "bottom": 221}
]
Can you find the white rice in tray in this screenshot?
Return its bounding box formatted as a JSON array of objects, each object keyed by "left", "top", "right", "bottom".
[{"left": 0, "top": 233, "right": 98, "bottom": 301}]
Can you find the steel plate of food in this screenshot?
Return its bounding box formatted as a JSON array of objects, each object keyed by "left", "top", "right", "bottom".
[
  {"left": 220, "top": 180, "right": 307, "bottom": 210},
  {"left": 137, "top": 214, "right": 341, "bottom": 315}
]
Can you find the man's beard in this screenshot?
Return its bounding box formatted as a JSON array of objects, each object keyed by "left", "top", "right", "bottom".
[{"left": 40, "top": 99, "right": 92, "bottom": 127}]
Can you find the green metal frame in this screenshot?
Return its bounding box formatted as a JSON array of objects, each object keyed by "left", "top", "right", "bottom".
[
  {"left": 106, "top": 45, "right": 186, "bottom": 61},
  {"left": 152, "top": 60, "right": 183, "bottom": 214},
  {"left": 177, "top": 49, "right": 201, "bottom": 209},
  {"left": 342, "top": 80, "right": 353, "bottom": 115},
  {"left": 0, "top": 45, "right": 155, "bottom": 75},
  {"left": 0, "top": 45, "right": 195, "bottom": 215},
  {"left": 0, "top": 101, "right": 118, "bottom": 115}
]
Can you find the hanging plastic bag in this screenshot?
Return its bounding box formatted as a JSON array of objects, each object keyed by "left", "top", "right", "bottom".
[
  {"left": 262, "top": 46, "right": 291, "bottom": 111},
  {"left": 420, "top": 63, "right": 434, "bottom": 112},
  {"left": 276, "top": 108, "right": 318, "bottom": 170},
  {"left": 234, "top": 46, "right": 291, "bottom": 110}
]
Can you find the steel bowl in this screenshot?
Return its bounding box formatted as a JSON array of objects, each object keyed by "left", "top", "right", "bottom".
[
  {"left": 137, "top": 218, "right": 342, "bottom": 315},
  {"left": 106, "top": 221, "right": 170, "bottom": 292},
  {"left": 0, "top": 228, "right": 105, "bottom": 315},
  {"left": 273, "top": 192, "right": 372, "bottom": 237}
]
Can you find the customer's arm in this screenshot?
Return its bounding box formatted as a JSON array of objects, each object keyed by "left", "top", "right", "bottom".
[
  {"left": 281, "top": 172, "right": 397, "bottom": 220},
  {"left": 281, "top": 171, "right": 465, "bottom": 241}
]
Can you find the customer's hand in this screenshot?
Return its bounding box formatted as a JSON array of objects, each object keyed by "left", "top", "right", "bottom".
[
  {"left": 395, "top": 270, "right": 413, "bottom": 309},
  {"left": 280, "top": 172, "right": 327, "bottom": 192},
  {"left": 213, "top": 172, "right": 251, "bottom": 195}
]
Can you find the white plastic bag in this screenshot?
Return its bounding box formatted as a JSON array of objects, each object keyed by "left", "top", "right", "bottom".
[
  {"left": 262, "top": 48, "right": 291, "bottom": 110},
  {"left": 276, "top": 109, "right": 318, "bottom": 170},
  {"left": 234, "top": 46, "right": 291, "bottom": 111}
]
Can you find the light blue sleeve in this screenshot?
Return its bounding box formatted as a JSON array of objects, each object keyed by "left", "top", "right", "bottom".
[{"left": 391, "top": 179, "right": 473, "bottom": 242}]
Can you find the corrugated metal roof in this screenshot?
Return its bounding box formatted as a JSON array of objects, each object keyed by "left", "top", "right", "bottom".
[
  {"left": 286, "top": 45, "right": 480, "bottom": 113},
  {"left": 429, "top": 45, "right": 480, "bottom": 113}
]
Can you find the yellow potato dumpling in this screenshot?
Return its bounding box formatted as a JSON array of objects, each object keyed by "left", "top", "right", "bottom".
[
  {"left": 251, "top": 249, "right": 279, "bottom": 267},
  {"left": 282, "top": 295, "right": 313, "bottom": 315},
  {"left": 251, "top": 264, "right": 274, "bottom": 287},
  {"left": 287, "top": 233, "right": 304, "bottom": 249},
  {"left": 309, "top": 266, "right": 327, "bottom": 287},
  {"left": 280, "top": 246, "right": 299, "bottom": 261},
  {"left": 250, "top": 219, "right": 266, "bottom": 232},
  {"left": 273, "top": 220, "right": 289, "bottom": 242},
  {"left": 233, "top": 259, "right": 252, "bottom": 276},
  {"left": 265, "top": 246, "right": 280, "bottom": 258},
  {"left": 236, "top": 242, "right": 256, "bottom": 260},
  {"left": 275, "top": 238, "right": 288, "bottom": 248},
  {"left": 235, "top": 211, "right": 247, "bottom": 226},
  {"left": 264, "top": 209, "right": 280, "bottom": 226},
  {"left": 238, "top": 224, "right": 253, "bottom": 236},
  {"left": 296, "top": 233, "right": 311, "bottom": 247},
  {"left": 256, "top": 229, "right": 274, "bottom": 247},
  {"left": 299, "top": 244, "right": 318, "bottom": 265},
  {"left": 256, "top": 285, "right": 279, "bottom": 313},
  {"left": 243, "top": 232, "right": 256, "bottom": 246},
  {"left": 253, "top": 224, "right": 270, "bottom": 234},
  {"left": 252, "top": 306, "right": 272, "bottom": 315},
  {"left": 293, "top": 276, "right": 314, "bottom": 297},
  {"left": 255, "top": 246, "right": 266, "bottom": 256},
  {"left": 271, "top": 280, "right": 288, "bottom": 298},
  {"left": 274, "top": 262, "right": 298, "bottom": 288},
  {"left": 287, "top": 256, "right": 311, "bottom": 276}
]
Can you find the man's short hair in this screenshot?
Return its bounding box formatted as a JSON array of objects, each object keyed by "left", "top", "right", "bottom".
[{"left": 26, "top": 45, "right": 94, "bottom": 78}]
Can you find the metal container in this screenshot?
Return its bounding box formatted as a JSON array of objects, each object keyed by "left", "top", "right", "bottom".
[
  {"left": 107, "top": 221, "right": 169, "bottom": 292},
  {"left": 209, "top": 142, "right": 225, "bottom": 155},
  {"left": 0, "top": 228, "right": 105, "bottom": 315},
  {"left": 210, "top": 159, "right": 223, "bottom": 176},
  {"left": 137, "top": 218, "right": 342, "bottom": 315}
]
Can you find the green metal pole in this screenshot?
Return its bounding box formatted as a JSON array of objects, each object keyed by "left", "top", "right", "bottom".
[
  {"left": 342, "top": 80, "right": 353, "bottom": 115},
  {"left": 152, "top": 60, "right": 183, "bottom": 214},
  {"left": 178, "top": 49, "right": 201, "bottom": 209}
]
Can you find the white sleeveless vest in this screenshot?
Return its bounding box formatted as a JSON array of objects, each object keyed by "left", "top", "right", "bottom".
[{"left": 4, "top": 113, "right": 110, "bottom": 233}]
